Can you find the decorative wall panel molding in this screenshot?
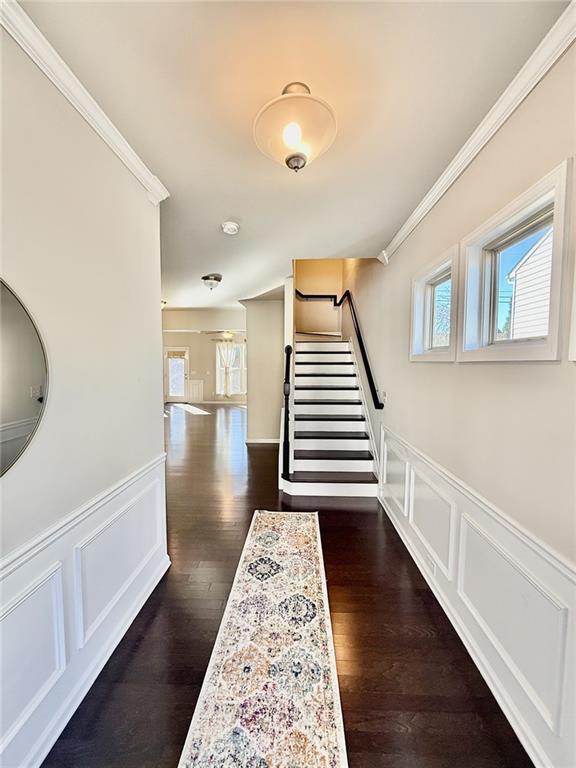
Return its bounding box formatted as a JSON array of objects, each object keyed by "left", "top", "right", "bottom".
[
  {"left": 74, "top": 480, "right": 163, "bottom": 648},
  {"left": 0, "top": 458, "right": 170, "bottom": 768},
  {"left": 409, "top": 467, "right": 457, "bottom": 580},
  {"left": 0, "top": 416, "right": 37, "bottom": 444},
  {"left": 0, "top": 563, "right": 65, "bottom": 754},
  {"left": 458, "top": 515, "right": 568, "bottom": 733},
  {"left": 0, "top": 0, "right": 169, "bottom": 205},
  {"left": 378, "top": 425, "right": 576, "bottom": 768},
  {"left": 380, "top": 438, "right": 409, "bottom": 519}
]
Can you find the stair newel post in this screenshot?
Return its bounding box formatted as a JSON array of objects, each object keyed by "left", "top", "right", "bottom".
[{"left": 282, "top": 344, "right": 293, "bottom": 481}]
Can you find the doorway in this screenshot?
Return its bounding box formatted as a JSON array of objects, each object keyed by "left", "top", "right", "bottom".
[{"left": 164, "top": 347, "right": 189, "bottom": 402}]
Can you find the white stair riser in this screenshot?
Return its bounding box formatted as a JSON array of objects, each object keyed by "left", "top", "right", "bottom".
[
  {"left": 295, "top": 353, "right": 352, "bottom": 364},
  {"left": 293, "top": 438, "right": 370, "bottom": 450},
  {"left": 293, "top": 459, "right": 374, "bottom": 472},
  {"left": 281, "top": 481, "right": 378, "bottom": 497},
  {"left": 294, "top": 403, "right": 363, "bottom": 415},
  {"left": 295, "top": 342, "right": 350, "bottom": 352},
  {"left": 295, "top": 376, "right": 358, "bottom": 386},
  {"left": 293, "top": 420, "right": 364, "bottom": 431},
  {"left": 294, "top": 389, "right": 359, "bottom": 401},
  {"left": 295, "top": 364, "right": 354, "bottom": 374}
]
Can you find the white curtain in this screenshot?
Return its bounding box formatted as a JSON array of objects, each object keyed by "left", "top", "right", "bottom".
[{"left": 216, "top": 341, "right": 237, "bottom": 397}]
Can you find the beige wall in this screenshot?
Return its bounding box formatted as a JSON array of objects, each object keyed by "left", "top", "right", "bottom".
[
  {"left": 342, "top": 45, "right": 576, "bottom": 562},
  {"left": 163, "top": 331, "right": 246, "bottom": 402},
  {"left": 294, "top": 259, "right": 343, "bottom": 334},
  {"left": 0, "top": 32, "right": 165, "bottom": 556},
  {"left": 243, "top": 299, "right": 284, "bottom": 441},
  {"left": 162, "top": 307, "right": 246, "bottom": 333}
]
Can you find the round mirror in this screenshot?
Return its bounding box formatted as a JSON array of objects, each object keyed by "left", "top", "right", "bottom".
[{"left": 1, "top": 280, "right": 48, "bottom": 475}]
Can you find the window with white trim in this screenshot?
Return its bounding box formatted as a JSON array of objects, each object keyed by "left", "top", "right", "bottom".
[
  {"left": 459, "top": 162, "right": 567, "bottom": 362},
  {"left": 410, "top": 246, "right": 458, "bottom": 362},
  {"left": 216, "top": 341, "right": 247, "bottom": 396}
]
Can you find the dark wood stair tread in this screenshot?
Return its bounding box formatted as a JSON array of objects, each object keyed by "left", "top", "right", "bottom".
[
  {"left": 295, "top": 351, "right": 351, "bottom": 355},
  {"left": 295, "top": 431, "right": 369, "bottom": 439},
  {"left": 295, "top": 373, "right": 356, "bottom": 378},
  {"left": 294, "top": 399, "right": 362, "bottom": 405},
  {"left": 288, "top": 471, "right": 377, "bottom": 484},
  {"left": 295, "top": 385, "right": 359, "bottom": 391},
  {"left": 294, "top": 450, "right": 373, "bottom": 460},
  {"left": 294, "top": 414, "right": 366, "bottom": 421}
]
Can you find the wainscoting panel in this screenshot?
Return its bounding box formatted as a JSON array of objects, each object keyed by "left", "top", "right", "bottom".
[
  {"left": 409, "top": 468, "right": 456, "bottom": 580},
  {"left": 75, "top": 481, "right": 162, "bottom": 647},
  {"left": 0, "top": 456, "right": 170, "bottom": 768},
  {"left": 458, "top": 516, "right": 568, "bottom": 732},
  {"left": 378, "top": 426, "right": 576, "bottom": 768},
  {"left": 380, "top": 438, "right": 409, "bottom": 518},
  {"left": 0, "top": 563, "right": 65, "bottom": 754}
]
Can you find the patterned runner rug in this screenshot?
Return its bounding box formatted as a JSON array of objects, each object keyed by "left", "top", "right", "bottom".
[{"left": 178, "top": 510, "right": 348, "bottom": 768}]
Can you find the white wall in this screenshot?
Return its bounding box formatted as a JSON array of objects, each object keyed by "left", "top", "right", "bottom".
[
  {"left": 243, "top": 299, "right": 284, "bottom": 441},
  {"left": 0, "top": 31, "right": 169, "bottom": 768},
  {"left": 343, "top": 44, "right": 576, "bottom": 563}
]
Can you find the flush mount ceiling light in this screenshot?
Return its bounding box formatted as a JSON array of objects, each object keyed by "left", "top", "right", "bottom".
[
  {"left": 253, "top": 82, "right": 337, "bottom": 172},
  {"left": 202, "top": 273, "right": 222, "bottom": 291},
  {"left": 221, "top": 220, "right": 240, "bottom": 236}
]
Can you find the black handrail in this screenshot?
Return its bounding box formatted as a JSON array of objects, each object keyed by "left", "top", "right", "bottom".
[
  {"left": 282, "top": 345, "right": 293, "bottom": 480},
  {"left": 295, "top": 289, "right": 384, "bottom": 410}
]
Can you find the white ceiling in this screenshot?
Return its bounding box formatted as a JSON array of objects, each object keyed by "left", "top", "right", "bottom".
[{"left": 24, "top": 1, "right": 567, "bottom": 307}]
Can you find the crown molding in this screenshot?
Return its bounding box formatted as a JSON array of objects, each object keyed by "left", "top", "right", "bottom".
[
  {"left": 0, "top": 0, "right": 170, "bottom": 205},
  {"left": 383, "top": 0, "right": 576, "bottom": 260}
]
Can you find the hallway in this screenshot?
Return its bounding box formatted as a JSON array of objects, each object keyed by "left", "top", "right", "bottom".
[{"left": 43, "top": 403, "right": 532, "bottom": 768}]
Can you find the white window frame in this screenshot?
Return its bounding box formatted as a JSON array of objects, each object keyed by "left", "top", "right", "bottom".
[
  {"left": 458, "top": 161, "right": 569, "bottom": 362},
  {"left": 410, "top": 245, "right": 458, "bottom": 362},
  {"left": 215, "top": 341, "right": 247, "bottom": 396}
]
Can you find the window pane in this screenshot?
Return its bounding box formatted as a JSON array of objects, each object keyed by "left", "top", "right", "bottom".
[
  {"left": 495, "top": 224, "right": 553, "bottom": 341},
  {"left": 168, "top": 358, "right": 185, "bottom": 397},
  {"left": 431, "top": 277, "right": 451, "bottom": 348}
]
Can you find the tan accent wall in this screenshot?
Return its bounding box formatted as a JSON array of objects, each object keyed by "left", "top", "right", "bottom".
[
  {"left": 294, "top": 259, "right": 343, "bottom": 335},
  {"left": 243, "top": 299, "right": 284, "bottom": 441}
]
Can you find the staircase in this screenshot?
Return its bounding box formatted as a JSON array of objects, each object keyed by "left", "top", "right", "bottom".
[{"left": 281, "top": 338, "right": 379, "bottom": 497}]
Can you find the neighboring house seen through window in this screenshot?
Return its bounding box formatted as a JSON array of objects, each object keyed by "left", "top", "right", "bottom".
[{"left": 459, "top": 162, "right": 566, "bottom": 362}]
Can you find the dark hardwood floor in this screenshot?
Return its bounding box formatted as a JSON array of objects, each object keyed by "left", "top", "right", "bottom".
[{"left": 44, "top": 403, "right": 532, "bottom": 768}]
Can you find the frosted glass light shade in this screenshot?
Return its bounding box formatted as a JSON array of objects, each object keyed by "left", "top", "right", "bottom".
[{"left": 253, "top": 86, "right": 337, "bottom": 171}]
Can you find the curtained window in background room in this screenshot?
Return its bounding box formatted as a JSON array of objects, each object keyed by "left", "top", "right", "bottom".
[{"left": 216, "top": 341, "right": 247, "bottom": 396}]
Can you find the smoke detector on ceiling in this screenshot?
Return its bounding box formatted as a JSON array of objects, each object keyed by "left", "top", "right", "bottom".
[{"left": 221, "top": 221, "right": 240, "bottom": 236}]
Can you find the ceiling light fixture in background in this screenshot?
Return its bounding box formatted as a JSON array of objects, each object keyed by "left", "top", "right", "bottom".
[
  {"left": 201, "top": 273, "right": 223, "bottom": 290},
  {"left": 253, "top": 82, "right": 337, "bottom": 172},
  {"left": 221, "top": 221, "right": 240, "bottom": 235}
]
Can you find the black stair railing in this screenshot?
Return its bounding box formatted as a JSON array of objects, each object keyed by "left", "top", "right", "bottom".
[
  {"left": 295, "top": 289, "right": 385, "bottom": 410},
  {"left": 282, "top": 344, "right": 293, "bottom": 480}
]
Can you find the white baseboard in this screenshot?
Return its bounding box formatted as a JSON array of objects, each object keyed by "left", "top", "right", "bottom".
[
  {"left": 246, "top": 438, "right": 279, "bottom": 444},
  {"left": 378, "top": 426, "right": 576, "bottom": 768},
  {"left": 0, "top": 457, "right": 170, "bottom": 768}
]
